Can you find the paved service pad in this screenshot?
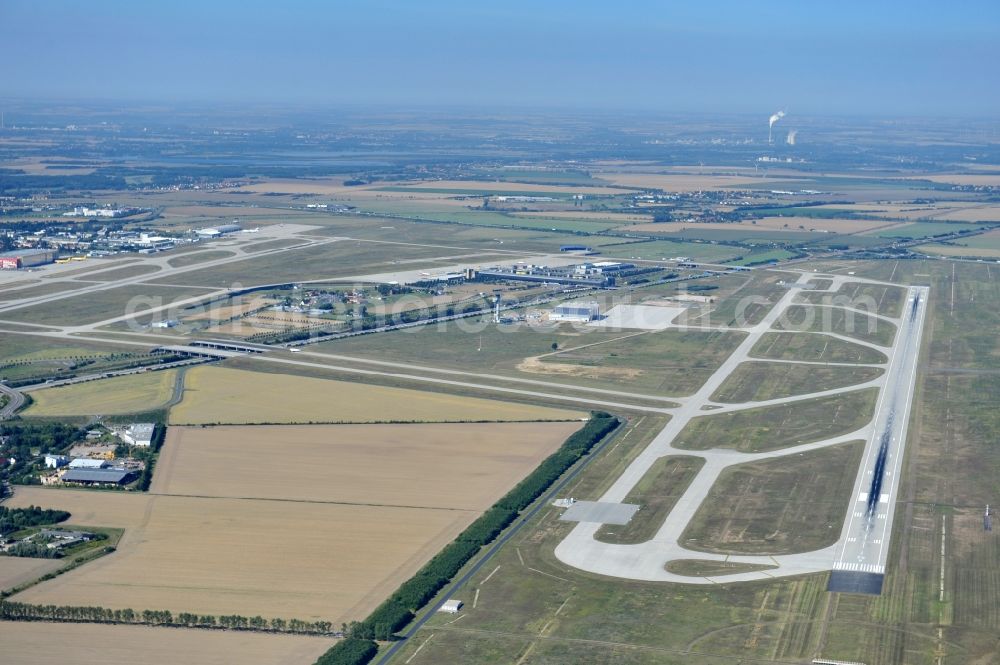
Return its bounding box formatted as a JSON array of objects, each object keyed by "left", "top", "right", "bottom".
[
  {"left": 559, "top": 501, "right": 640, "bottom": 525},
  {"left": 827, "top": 571, "right": 885, "bottom": 595}
]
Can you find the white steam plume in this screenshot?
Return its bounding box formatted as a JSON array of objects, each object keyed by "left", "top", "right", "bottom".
[
  {"left": 786, "top": 130, "right": 797, "bottom": 145},
  {"left": 768, "top": 110, "right": 786, "bottom": 144}
]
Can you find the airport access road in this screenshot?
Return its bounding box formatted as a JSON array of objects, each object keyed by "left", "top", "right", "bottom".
[{"left": 0, "top": 384, "right": 26, "bottom": 419}]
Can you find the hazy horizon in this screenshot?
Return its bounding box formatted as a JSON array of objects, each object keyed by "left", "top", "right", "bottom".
[{"left": 3, "top": 1, "right": 999, "bottom": 116}]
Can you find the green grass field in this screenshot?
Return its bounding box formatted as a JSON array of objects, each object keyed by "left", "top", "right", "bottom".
[
  {"left": 0, "top": 281, "right": 91, "bottom": 302},
  {"left": 682, "top": 270, "right": 791, "bottom": 328},
  {"left": 347, "top": 200, "right": 618, "bottom": 232},
  {"left": 147, "top": 240, "right": 475, "bottom": 287},
  {"left": 681, "top": 440, "right": 863, "bottom": 554},
  {"left": 597, "top": 240, "right": 743, "bottom": 263},
  {"left": 165, "top": 250, "right": 237, "bottom": 267},
  {"left": 711, "top": 361, "right": 883, "bottom": 403},
  {"left": 874, "top": 221, "right": 986, "bottom": 239},
  {"left": 751, "top": 331, "right": 888, "bottom": 364},
  {"left": 796, "top": 281, "right": 907, "bottom": 318},
  {"left": 664, "top": 227, "right": 829, "bottom": 244},
  {"left": 773, "top": 304, "right": 897, "bottom": 346},
  {"left": 86, "top": 264, "right": 163, "bottom": 281},
  {"left": 316, "top": 322, "right": 744, "bottom": 397},
  {"left": 23, "top": 368, "right": 179, "bottom": 416},
  {"left": 676, "top": 388, "right": 877, "bottom": 452},
  {"left": 1, "top": 284, "right": 217, "bottom": 326},
  {"left": 375, "top": 186, "right": 584, "bottom": 198}
]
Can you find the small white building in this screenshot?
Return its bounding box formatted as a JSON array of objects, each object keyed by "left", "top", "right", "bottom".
[
  {"left": 121, "top": 423, "right": 156, "bottom": 447},
  {"left": 68, "top": 458, "right": 108, "bottom": 469},
  {"left": 44, "top": 454, "right": 70, "bottom": 469},
  {"left": 439, "top": 599, "right": 464, "bottom": 614}
]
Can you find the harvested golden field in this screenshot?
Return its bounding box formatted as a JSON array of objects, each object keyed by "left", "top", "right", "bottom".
[
  {"left": 0, "top": 621, "right": 331, "bottom": 665},
  {"left": 932, "top": 204, "right": 1000, "bottom": 222},
  {"left": 169, "top": 365, "right": 582, "bottom": 424},
  {"left": 6, "top": 487, "right": 474, "bottom": 623},
  {"left": 0, "top": 556, "right": 62, "bottom": 592},
  {"left": 24, "top": 369, "right": 179, "bottom": 416},
  {"left": 154, "top": 422, "right": 579, "bottom": 509}
]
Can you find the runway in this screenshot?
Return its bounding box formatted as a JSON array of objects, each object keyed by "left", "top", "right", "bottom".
[{"left": 830, "top": 285, "right": 929, "bottom": 593}]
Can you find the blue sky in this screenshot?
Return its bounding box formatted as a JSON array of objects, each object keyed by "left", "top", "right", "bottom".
[{"left": 2, "top": 1, "right": 998, "bottom": 115}]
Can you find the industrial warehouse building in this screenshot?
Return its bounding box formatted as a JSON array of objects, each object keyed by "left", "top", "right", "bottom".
[
  {"left": 550, "top": 301, "right": 601, "bottom": 322},
  {"left": 61, "top": 468, "right": 137, "bottom": 486},
  {"left": 120, "top": 423, "right": 156, "bottom": 447},
  {"left": 0, "top": 248, "right": 56, "bottom": 270},
  {"left": 68, "top": 458, "right": 108, "bottom": 470}
]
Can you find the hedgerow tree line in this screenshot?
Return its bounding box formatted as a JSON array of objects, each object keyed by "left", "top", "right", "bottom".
[
  {"left": 0, "top": 600, "right": 334, "bottom": 634},
  {"left": 314, "top": 412, "right": 619, "bottom": 665}
]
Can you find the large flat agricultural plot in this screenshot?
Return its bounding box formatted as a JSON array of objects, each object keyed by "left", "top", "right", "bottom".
[
  {"left": 23, "top": 369, "right": 179, "bottom": 416},
  {"left": 0, "top": 556, "right": 63, "bottom": 592},
  {"left": 154, "top": 422, "right": 580, "bottom": 509},
  {"left": 0, "top": 622, "right": 331, "bottom": 665},
  {"left": 169, "top": 365, "right": 583, "bottom": 424},
  {"left": 8, "top": 419, "right": 579, "bottom": 624},
  {"left": 6, "top": 488, "right": 478, "bottom": 623}
]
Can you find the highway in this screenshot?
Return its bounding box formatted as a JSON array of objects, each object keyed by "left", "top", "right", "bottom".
[{"left": 0, "top": 383, "right": 26, "bottom": 419}]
